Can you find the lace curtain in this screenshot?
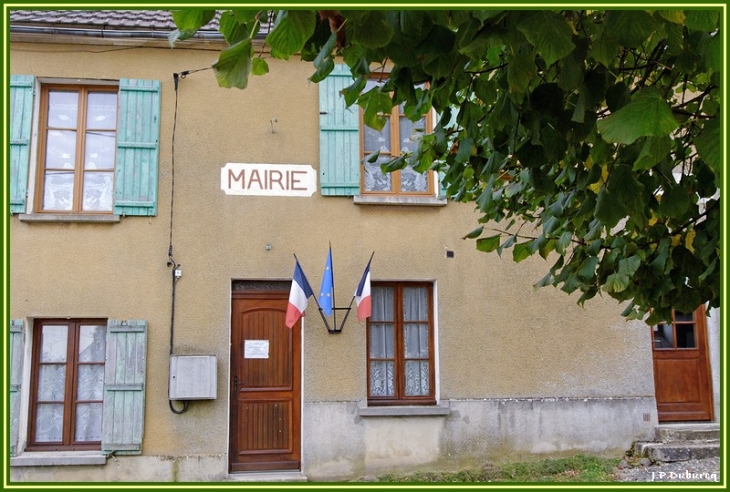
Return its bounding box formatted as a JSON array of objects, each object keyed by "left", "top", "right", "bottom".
[
  {"left": 35, "top": 324, "right": 105, "bottom": 443},
  {"left": 369, "top": 286, "right": 430, "bottom": 397}
]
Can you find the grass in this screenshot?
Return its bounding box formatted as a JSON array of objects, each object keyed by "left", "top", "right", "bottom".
[{"left": 367, "top": 455, "right": 622, "bottom": 483}]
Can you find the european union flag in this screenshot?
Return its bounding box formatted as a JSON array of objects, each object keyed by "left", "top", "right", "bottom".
[{"left": 319, "top": 247, "right": 334, "bottom": 316}]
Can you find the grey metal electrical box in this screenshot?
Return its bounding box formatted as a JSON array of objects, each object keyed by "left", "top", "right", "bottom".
[{"left": 169, "top": 355, "right": 217, "bottom": 400}]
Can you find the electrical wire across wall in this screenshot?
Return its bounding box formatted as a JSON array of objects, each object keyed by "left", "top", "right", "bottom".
[{"left": 166, "top": 66, "right": 212, "bottom": 415}]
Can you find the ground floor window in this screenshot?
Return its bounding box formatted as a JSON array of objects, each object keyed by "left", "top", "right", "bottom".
[
  {"left": 27, "top": 319, "right": 106, "bottom": 451},
  {"left": 367, "top": 282, "right": 435, "bottom": 405}
]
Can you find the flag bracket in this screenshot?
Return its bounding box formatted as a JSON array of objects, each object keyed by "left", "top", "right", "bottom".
[
  {"left": 288, "top": 250, "right": 373, "bottom": 334},
  {"left": 318, "top": 306, "right": 353, "bottom": 334}
]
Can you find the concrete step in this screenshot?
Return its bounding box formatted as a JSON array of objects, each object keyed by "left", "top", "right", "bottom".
[
  {"left": 655, "top": 423, "right": 720, "bottom": 442},
  {"left": 636, "top": 441, "right": 720, "bottom": 463},
  {"left": 224, "top": 471, "right": 308, "bottom": 482},
  {"left": 633, "top": 423, "right": 721, "bottom": 463}
]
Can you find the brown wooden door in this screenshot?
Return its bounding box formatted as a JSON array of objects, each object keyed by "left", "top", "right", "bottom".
[
  {"left": 652, "top": 306, "right": 713, "bottom": 422},
  {"left": 230, "top": 291, "right": 301, "bottom": 472}
]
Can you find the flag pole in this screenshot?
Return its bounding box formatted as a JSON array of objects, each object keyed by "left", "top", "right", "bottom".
[
  {"left": 337, "top": 251, "right": 375, "bottom": 331},
  {"left": 293, "top": 253, "right": 332, "bottom": 332},
  {"left": 330, "top": 242, "right": 337, "bottom": 332}
]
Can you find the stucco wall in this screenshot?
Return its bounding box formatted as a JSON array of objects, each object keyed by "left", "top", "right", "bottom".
[{"left": 10, "top": 40, "right": 659, "bottom": 481}]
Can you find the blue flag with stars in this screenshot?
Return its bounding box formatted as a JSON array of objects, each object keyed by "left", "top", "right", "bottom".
[{"left": 319, "top": 247, "right": 334, "bottom": 316}]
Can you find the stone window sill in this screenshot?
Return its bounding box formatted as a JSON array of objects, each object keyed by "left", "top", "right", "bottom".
[
  {"left": 18, "top": 214, "right": 121, "bottom": 223},
  {"left": 353, "top": 195, "right": 447, "bottom": 207},
  {"left": 10, "top": 451, "right": 107, "bottom": 467},
  {"left": 357, "top": 402, "right": 451, "bottom": 417}
]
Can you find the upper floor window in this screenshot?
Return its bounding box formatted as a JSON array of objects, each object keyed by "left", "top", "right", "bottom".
[
  {"left": 367, "top": 282, "right": 435, "bottom": 405},
  {"left": 360, "top": 79, "right": 433, "bottom": 196},
  {"left": 9, "top": 76, "right": 160, "bottom": 218},
  {"left": 37, "top": 85, "right": 118, "bottom": 213}
]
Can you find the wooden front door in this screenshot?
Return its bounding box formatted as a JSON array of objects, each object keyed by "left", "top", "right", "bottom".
[
  {"left": 230, "top": 291, "right": 301, "bottom": 472},
  {"left": 652, "top": 306, "right": 713, "bottom": 422}
]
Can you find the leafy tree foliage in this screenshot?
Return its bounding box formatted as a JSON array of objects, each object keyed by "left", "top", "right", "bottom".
[{"left": 171, "top": 9, "right": 722, "bottom": 324}]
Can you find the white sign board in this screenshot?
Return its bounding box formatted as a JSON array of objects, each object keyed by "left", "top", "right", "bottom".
[
  {"left": 222, "top": 163, "right": 317, "bottom": 197},
  {"left": 244, "top": 340, "right": 270, "bottom": 359}
]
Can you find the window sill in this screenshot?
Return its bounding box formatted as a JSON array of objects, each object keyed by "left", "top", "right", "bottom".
[
  {"left": 357, "top": 402, "right": 451, "bottom": 418},
  {"left": 10, "top": 451, "right": 107, "bottom": 467},
  {"left": 353, "top": 195, "right": 447, "bottom": 207},
  {"left": 18, "top": 213, "right": 121, "bottom": 223}
]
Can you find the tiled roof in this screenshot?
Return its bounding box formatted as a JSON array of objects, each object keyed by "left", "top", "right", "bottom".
[{"left": 9, "top": 9, "right": 220, "bottom": 31}]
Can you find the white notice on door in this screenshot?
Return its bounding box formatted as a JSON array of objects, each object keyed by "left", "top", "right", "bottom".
[{"left": 244, "top": 340, "right": 270, "bottom": 359}]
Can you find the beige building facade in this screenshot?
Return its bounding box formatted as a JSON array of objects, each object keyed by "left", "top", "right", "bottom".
[{"left": 6, "top": 10, "right": 720, "bottom": 483}]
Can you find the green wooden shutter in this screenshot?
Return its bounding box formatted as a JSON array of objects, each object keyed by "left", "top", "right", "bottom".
[
  {"left": 114, "top": 79, "right": 160, "bottom": 216},
  {"left": 102, "top": 319, "right": 147, "bottom": 455},
  {"left": 10, "top": 319, "right": 24, "bottom": 457},
  {"left": 10, "top": 75, "right": 35, "bottom": 214},
  {"left": 319, "top": 64, "right": 360, "bottom": 196}
]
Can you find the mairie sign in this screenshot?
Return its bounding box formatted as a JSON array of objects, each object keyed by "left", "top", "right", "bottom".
[{"left": 221, "top": 163, "right": 317, "bottom": 197}]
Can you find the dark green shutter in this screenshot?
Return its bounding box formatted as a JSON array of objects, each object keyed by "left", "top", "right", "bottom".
[
  {"left": 319, "top": 64, "right": 360, "bottom": 196},
  {"left": 114, "top": 79, "right": 160, "bottom": 216},
  {"left": 102, "top": 319, "right": 147, "bottom": 455},
  {"left": 10, "top": 319, "right": 24, "bottom": 456},
  {"left": 10, "top": 75, "right": 34, "bottom": 214}
]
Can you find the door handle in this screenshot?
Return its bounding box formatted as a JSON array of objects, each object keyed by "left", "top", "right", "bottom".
[{"left": 234, "top": 375, "right": 239, "bottom": 392}]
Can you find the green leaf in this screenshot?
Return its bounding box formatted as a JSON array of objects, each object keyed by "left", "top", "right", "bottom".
[
  {"left": 309, "top": 31, "right": 338, "bottom": 83},
  {"left": 618, "top": 255, "right": 641, "bottom": 276},
  {"left": 476, "top": 234, "right": 501, "bottom": 253},
  {"left": 463, "top": 226, "right": 484, "bottom": 240},
  {"left": 658, "top": 11, "right": 685, "bottom": 25},
  {"left": 513, "top": 241, "right": 533, "bottom": 263},
  {"left": 497, "top": 234, "right": 517, "bottom": 256},
  {"left": 555, "top": 231, "right": 573, "bottom": 255},
  {"left": 360, "top": 88, "right": 393, "bottom": 131},
  {"left": 604, "top": 10, "right": 657, "bottom": 47},
  {"left": 597, "top": 87, "right": 679, "bottom": 144},
  {"left": 595, "top": 187, "right": 626, "bottom": 229},
  {"left": 507, "top": 51, "right": 536, "bottom": 96},
  {"left": 685, "top": 9, "right": 719, "bottom": 31},
  {"left": 350, "top": 11, "right": 394, "bottom": 48},
  {"left": 578, "top": 256, "right": 599, "bottom": 280},
  {"left": 633, "top": 136, "right": 672, "bottom": 171},
  {"left": 604, "top": 272, "right": 630, "bottom": 294},
  {"left": 517, "top": 11, "right": 575, "bottom": 67},
  {"left": 266, "top": 10, "right": 316, "bottom": 60},
  {"left": 219, "top": 10, "right": 250, "bottom": 45},
  {"left": 455, "top": 136, "right": 474, "bottom": 164},
  {"left": 694, "top": 119, "right": 721, "bottom": 174},
  {"left": 539, "top": 238, "right": 555, "bottom": 260},
  {"left": 213, "top": 39, "right": 253, "bottom": 89},
  {"left": 533, "top": 271, "right": 554, "bottom": 290},
  {"left": 170, "top": 9, "right": 216, "bottom": 43},
  {"left": 231, "top": 9, "right": 262, "bottom": 24},
  {"left": 657, "top": 184, "right": 691, "bottom": 219},
  {"left": 609, "top": 164, "right": 646, "bottom": 218},
  {"left": 251, "top": 57, "right": 269, "bottom": 76}
]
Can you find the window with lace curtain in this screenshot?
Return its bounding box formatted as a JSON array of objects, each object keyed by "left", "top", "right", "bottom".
[
  {"left": 366, "top": 282, "right": 435, "bottom": 405},
  {"left": 27, "top": 319, "right": 106, "bottom": 451},
  {"left": 36, "top": 85, "right": 118, "bottom": 213},
  {"left": 360, "top": 79, "right": 434, "bottom": 196}
]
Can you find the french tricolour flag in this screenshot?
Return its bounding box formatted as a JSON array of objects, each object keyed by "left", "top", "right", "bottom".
[
  {"left": 286, "top": 259, "right": 314, "bottom": 328},
  {"left": 354, "top": 257, "right": 373, "bottom": 322}
]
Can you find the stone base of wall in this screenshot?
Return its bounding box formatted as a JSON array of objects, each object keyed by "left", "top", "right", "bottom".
[
  {"left": 303, "top": 397, "right": 658, "bottom": 480},
  {"left": 10, "top": 397, "right": 657, "bottom": 482}
]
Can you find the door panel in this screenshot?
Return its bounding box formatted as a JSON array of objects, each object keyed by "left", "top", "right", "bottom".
[
  {"left": 652, "top": 306, "right": 713, "bottom": 422},
  {"left": 230, "top": 292, "right": 301, "bottom": 472}
]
